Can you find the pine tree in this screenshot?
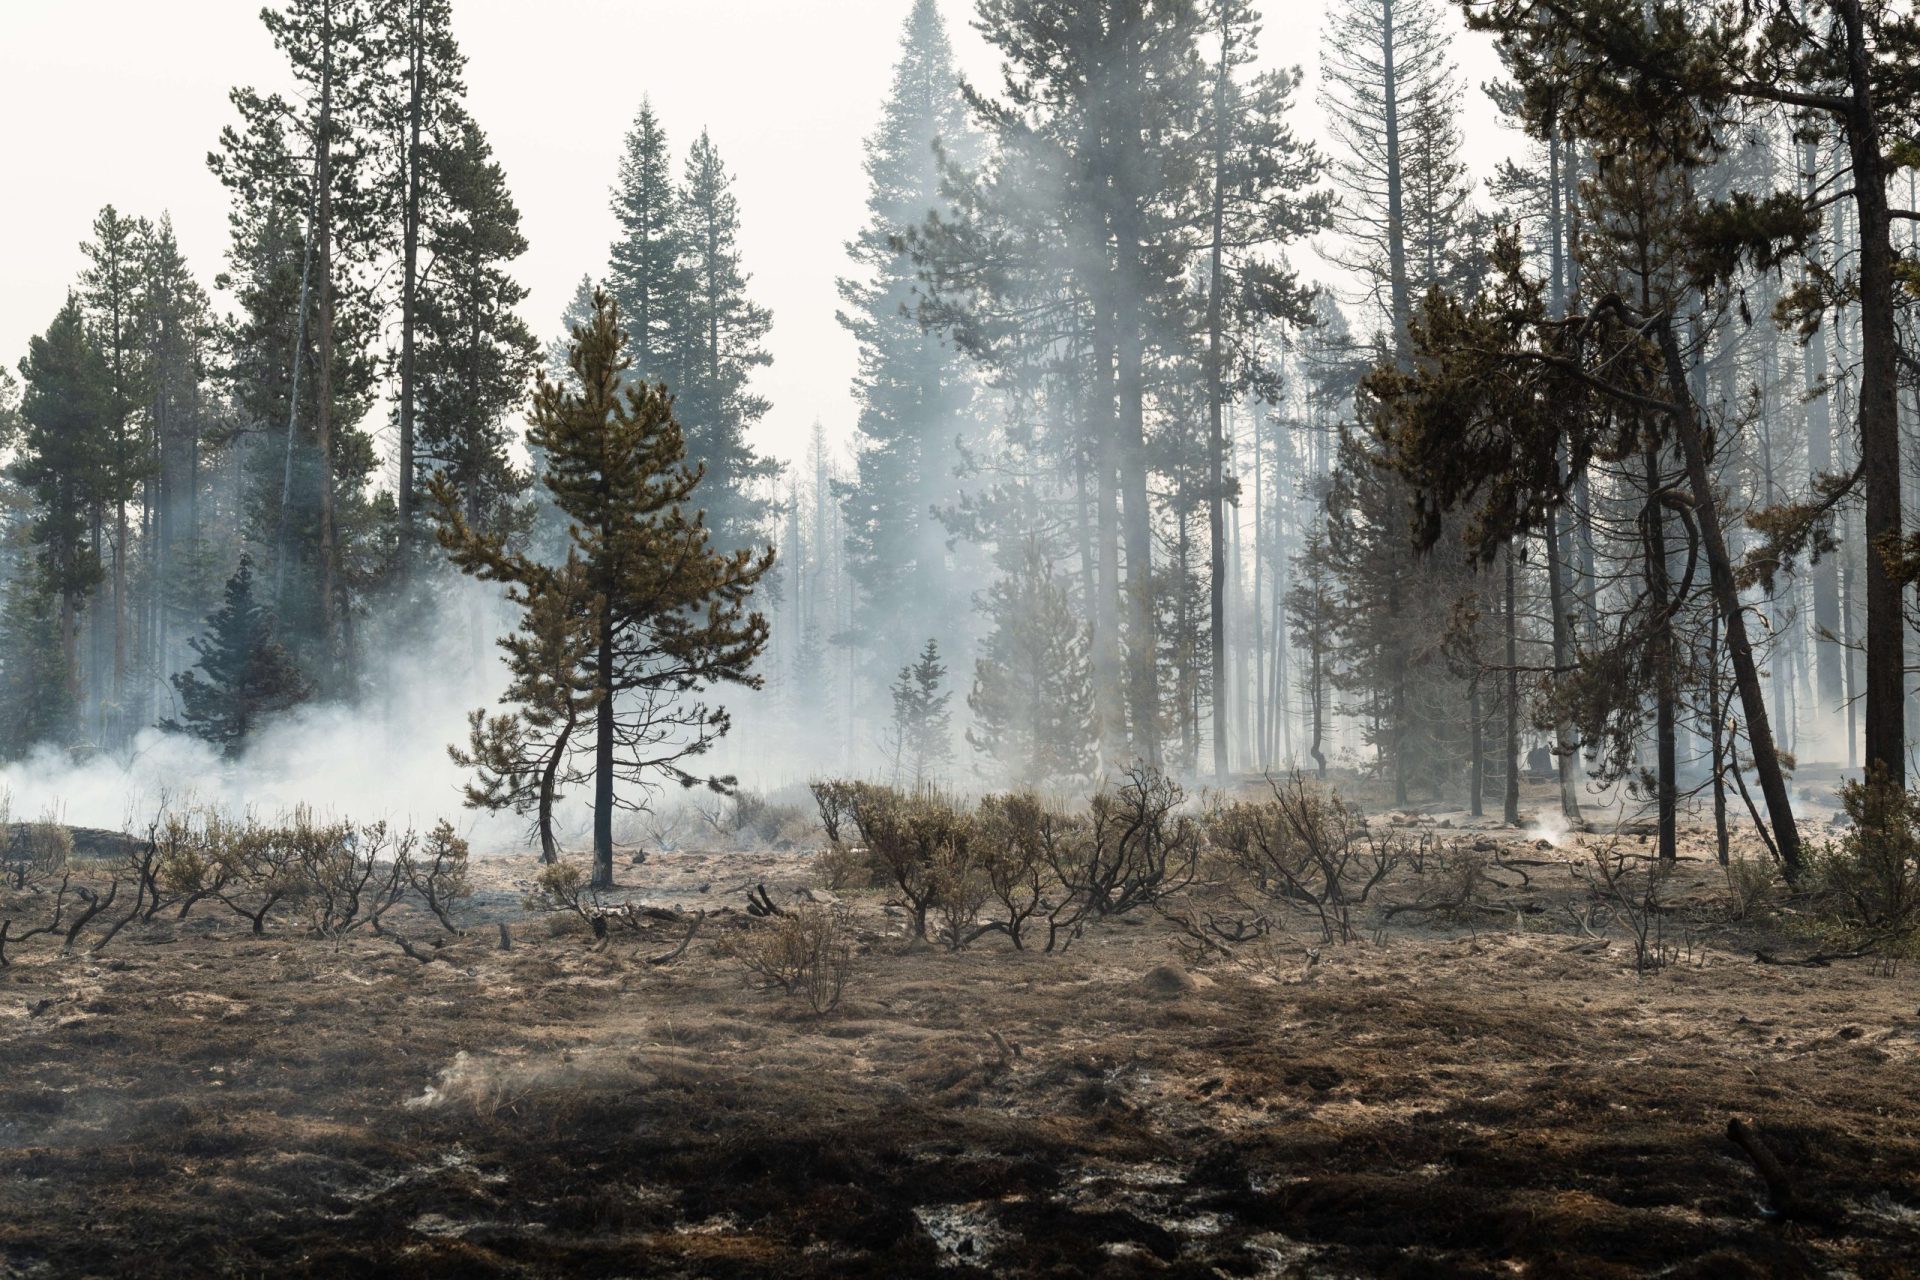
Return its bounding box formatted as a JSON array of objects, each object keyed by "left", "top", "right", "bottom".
[
  {"left": 0, "top": 368, "right": 21, "bottom": 445},
  {"left": 915, "top": 0, "right": 1226, "bottom": 768},
  {"left": 414, "top": 112, "right": 538, "bottom": 538},
  {"left": 137, "top": 216, "right": 216, "bottom": 711},
  {"left": 1320, "top": 0, "right": 1472, "bottom": 352},
  {"left": 1466, "top": 0, "right": 1916, "bottom": 794},
  {"left": 369, "top": 0, "right": 464, "bottom": 571},
  {"left": 889, "top": 637, "right": 953, "bottom": 789},
  {"left": 448, "top": 552, "right": 596, "bottom": 863},
  {"left": 436, "top": 291, "right": 773, "bottom": 889},
  {"left": 12, "top": 299, "right": 112, "bottom": 719},
  {"left": 210, "top": 0, "right": 385, "bottom": 683},
  {"left": 606, "top": 99, "right": 687, "bottom": 387},
  {"left": 77, "top": 204, "right": 156, "bottom": 743},
  {"left": 1198, "top": 0, "right": 1331, "bottom": 779},
  {"left": 0, "top": 575, "right": 75, "bottom": 760},
  {"left": 163, "top": 557, "right": 308, "bottom": 758},
  {"left": 968, "top": 542, "right": 1098, "bottom": 788},
  {"left": 837, "top": 0, "right": 980, "bottom": 664},
  {"left": 673, "top": 130, "right": 779, "bottom": 555}
]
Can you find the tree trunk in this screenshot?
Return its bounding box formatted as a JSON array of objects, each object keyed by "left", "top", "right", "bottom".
[
  {"left": 397, "top": 0, "right": 422, "bottom": 577},
  {"left": 1504, "top": 545, "right": 1521, "bottom": 826},
  {"left": 315, "top": 0, "right": 340, "bottom": 669},
  {"left": 1644, "top": 446, "right": 1677, "bottom": 864},
  {"left": 539, "top": 718, "right": 571, "bottom": 866},
  {"left": 1839, "top": 0, "right": 1905, "bottom": 788},
  {"left": 1206, "top": 24, "right": 1230, "bottom": 781},
  {"left": 1469, "top": 684, "right": 1483, "bottom": 818},
  {"left": 1658, "top": 323, "right": 1804, "bottom": 877},
  {"left": 591, "top": 596, "right": 616, "bottom": 890}
]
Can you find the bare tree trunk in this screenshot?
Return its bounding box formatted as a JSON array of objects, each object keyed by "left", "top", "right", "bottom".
[
  {"left": 314, "top": 0, "right": 340, "bottom": 669},
  {"left": 1838, "top": 0, "right": 1905, "bottom": 788},
  {"left": 1644, "top": 446, "right": 1677, "bottom": 864},
  {"left": 1206, "top": 22, "right": 1231, "bottom": 781},
  {"left": 397, "top": 0, "right": 422, "bottom": 578},
  {"left": 1658, "top": 323, "right": 1804, "bottom": 876},
  {"left": 1505, "top": 544, "right": 1521, "bottom": 826}
]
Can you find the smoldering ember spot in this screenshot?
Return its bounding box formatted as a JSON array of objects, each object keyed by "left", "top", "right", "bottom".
[{"left": 1, "top": 0, "right": 1918, "bottom": 1275}]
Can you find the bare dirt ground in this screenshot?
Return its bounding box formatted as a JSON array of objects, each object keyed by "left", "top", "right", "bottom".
[{"left": 3, "top": 789, "right": 1919, "bottom": 1278}]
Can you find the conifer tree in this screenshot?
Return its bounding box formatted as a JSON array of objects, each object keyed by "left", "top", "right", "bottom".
[
  {"left": 78, "top": 204, "right": 156, "bottom": 741},
  {"left": 1198, "top": 0, "right": 1331, "bottom": 777},
  {"left": 12, "top": 299, "right": 112, "bottom": 715},
  {"left": 414, "top": 112, "right": 538, "bottom": 537},
  {"left": 1320, "top": 0, "right": 1472, "bottom": 351},
  {"left": 211, "top": 0, "right": 384, "bottom": 683},
  {"left": 369, "top": 0, "right": 464, "bottom": 571},
  {"left": 436, "top": 291, "right": 773, "bottom": 889},
  {"left": 837, "top": 0, "right": 980, "bottom": 663},
  {"left": 163, "top": 557, "right": 309, "bottom": 758},
  {"left": 968, "top": 542, "right": 1099, "bottom": 788},
  {"left": 606, "top": 99, "right": 687, "bottom": 387},
  {"left": 0, "top": 575, "right": 75, "bottom": 760},
  {"left": 889, "top": 637, "right": 953, "bottom": 789},
  {"left": 673, "top": 130, "right": 779, "bottom": 554},
  {"left": 1462, "top": 0, "right": 1917, "bottom": 796},
  {"left": 137, "top": 216, "right": 216, "bottom": 703},
  {"left": 447, "top": 552, "right": 596, "bottom": 863}
]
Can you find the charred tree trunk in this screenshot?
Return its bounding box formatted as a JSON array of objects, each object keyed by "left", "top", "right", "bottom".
[{"left": 1657, "top": 322, "right": 1804, "bottom": 877}]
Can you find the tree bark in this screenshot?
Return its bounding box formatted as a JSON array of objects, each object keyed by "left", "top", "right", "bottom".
[
  {"left": 1838, "top": 0, "right": 1904, "bottom": 787},
  {"left": 397, "top": 0, "right": 422, "bottom": 577},
  {"left": 1658, "top": 322, "right": 1804, "bottom": 877},
  {"left": 1206, "top": 26, "right": 1230, "bottom": 782}
]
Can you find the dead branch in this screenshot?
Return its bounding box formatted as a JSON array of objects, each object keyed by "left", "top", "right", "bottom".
[
  {"left": 392, "top": 933, "right": 455, "bottom": 966},
  {"left": 745, "top": 884, "right": 786, "bottom": 918},
  {"left": 646, "top": 910, "right": 705, "bottom": 965},
  {"left": 1726, "top": 1118, "right": 1802, "bottom": 1219}
]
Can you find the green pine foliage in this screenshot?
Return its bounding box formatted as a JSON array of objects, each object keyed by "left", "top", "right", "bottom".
[
  {"left": 889, "top": 637, "right": 954, "bottom": 789},
  {"left": 414, "top": 112, "right": 539, "bottom": 539},
  {"left": 967, "top": 543, "right": 1098, "bottom": 788},
  {"left": 436, "top": 291, "right": 773, "bottom": 889},
  {"left": 11, "top": 299, "right": 112, "bottom": 711},
  {"left": 163, "top": 557, "right": 309, "bottom": 758},
  {"left": 836, "top": 0, "right": 981, "bottom": 662},
  {"left": 672, "top": 130, "right": 780, "bottom": 555},
  {"left": 607, "top": 99, "right": 689, "bottom": 387}
]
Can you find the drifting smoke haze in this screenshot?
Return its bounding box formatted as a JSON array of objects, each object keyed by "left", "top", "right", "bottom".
[{"left": 0, "top": 580, "right": 527, "bottom": 846}]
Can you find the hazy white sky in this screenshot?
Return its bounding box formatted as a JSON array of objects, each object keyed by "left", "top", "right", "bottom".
[{"left": 0, "top": 0, "right": 1507, "bottom": 465}]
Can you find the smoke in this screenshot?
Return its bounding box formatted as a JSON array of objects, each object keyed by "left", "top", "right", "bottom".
[
  {"left": 0, "top": 575, "right": 882, "bottom": 850},
  {"left": 1525, "top": 807, "right": 1568, "bottom": 848},
  {"left": 0, "top": 580, "right": 537, "bottom": 851}
]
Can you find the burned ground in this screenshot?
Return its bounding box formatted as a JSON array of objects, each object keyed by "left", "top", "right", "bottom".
[{"left": 2, "top": 803, "right": 1918, "bottom": 1278}]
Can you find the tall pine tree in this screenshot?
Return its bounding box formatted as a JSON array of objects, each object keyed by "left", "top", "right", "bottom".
[
  {"left": 163, "top": 557, "right": 308, "bottom": 758},
  {"left": 437, "top": 292, "right": 773, "bottom": 889},
  {"left": 673, "top": 130, "right": 780, "bottom": 556},
  {"left": 837, "top": 0, "right": 980, "bottom": 666}
]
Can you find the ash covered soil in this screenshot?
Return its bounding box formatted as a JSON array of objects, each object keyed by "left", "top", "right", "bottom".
[{"left": 3, "top": 799, "right": 1919, "bottom": 1278}]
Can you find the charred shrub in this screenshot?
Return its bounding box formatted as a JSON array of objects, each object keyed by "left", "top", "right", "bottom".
[
  {"left": 813, "top": 781, "right": 970, "bottom": 940},
  {"left": 1203, "top": 773, "right": 1399, "bottom": 944},
  {"left": 408, "top": 820, "right": 472, "bottom": 934},
  {"left": 973, "top": 791, "right": 1077, "bottom": 950},
  {"left": 696, "top": 788, "right": 813, "bottom": 850},
  {"left": 1052, "top": 765, "right": 1198, "bottom": 921},
  {"left": 726, "top": 902, "right": 855, "bottom": 1014}
]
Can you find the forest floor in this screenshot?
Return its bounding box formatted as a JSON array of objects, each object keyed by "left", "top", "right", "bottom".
[{"left": 3, "top": 783, "right": 1919, "bottom": 1278}]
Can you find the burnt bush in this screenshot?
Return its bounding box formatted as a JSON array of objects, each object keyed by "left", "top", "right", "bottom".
[
  {"left": 725, "top": 902, "right": 856, "bottom": 1014},
  {"left": 1199, "top": 772, "right": 1402, "bottom": 946}
]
